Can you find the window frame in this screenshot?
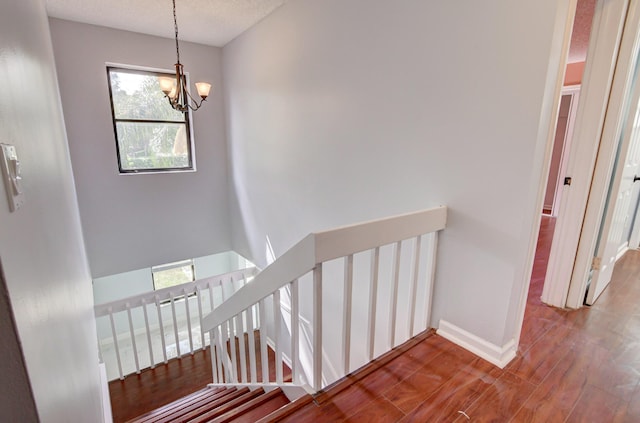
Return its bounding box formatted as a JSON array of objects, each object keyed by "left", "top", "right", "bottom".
[
  {"left": 151, "top": 259, "right": 196, "bottom": 292},
  {"left": 106, "top": 64, "right": 197, "bottom": 174}
]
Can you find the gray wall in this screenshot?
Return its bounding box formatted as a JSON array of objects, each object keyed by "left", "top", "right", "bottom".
[
  {"left": 223, "top": 0, "right": 566, "bottom": 348},
  {"left": 49, "top": 18, "right": 232, "bottom": 278},
  {"left": 0, "top": 1, "right": 103, "bottom": 421}
]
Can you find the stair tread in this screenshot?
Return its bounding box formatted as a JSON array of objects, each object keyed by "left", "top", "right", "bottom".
[
  {"left": 255, "top": 394, "right": 314, "bottom": 423},
  {"left": 127, "top": 387, "right": 225, "bottom": 422},
  {"left": 207, "top": 388, "right": 289, "bottom": 423},
  {"left": 186, "top": 388, "right": 265, "bottom": 423},
  {"left": 151, "top": 387, "right": 251, "bottom": 423}
]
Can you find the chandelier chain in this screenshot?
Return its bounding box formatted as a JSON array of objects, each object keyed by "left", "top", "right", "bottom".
[{"left": 172, "top": 0, "right": 181, "bottom": 64}]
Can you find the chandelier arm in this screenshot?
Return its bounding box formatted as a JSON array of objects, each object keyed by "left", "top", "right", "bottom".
[{"left": 183, "top": 85, "right": 207, "bottom": 109}]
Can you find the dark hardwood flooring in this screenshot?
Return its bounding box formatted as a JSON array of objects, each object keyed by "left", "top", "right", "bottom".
[
  {"left": 110, "top": 215, "right": 640, "bottom": 422},
  {"left": 109, "top": 349, "right": 213, "bottom": 422},
  {"left": 277, "top": 215, "right": 640, "bottom": 422},
  {"left": 109, "top": 332, "right": 290, "bottom": 422}
]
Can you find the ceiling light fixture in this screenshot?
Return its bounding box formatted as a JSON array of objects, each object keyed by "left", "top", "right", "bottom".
[{"left": 159, "top": 0, "right": 211, "bottom": 112}]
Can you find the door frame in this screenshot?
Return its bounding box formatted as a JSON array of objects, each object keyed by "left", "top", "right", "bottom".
[
  {"left": 540, "top": 0, "right": 634, "bottom": 309},
  {"left": 565, "top": 0, "right": 640, "bottom": 309},
  {"left": 511, "top": 0, "right": 579, "bottom": 349}
]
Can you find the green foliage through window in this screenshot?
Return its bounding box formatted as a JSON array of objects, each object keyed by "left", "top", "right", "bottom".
[
  {"left": 107, "top": 67, "right": 194, "bottom": 173},
  {"left": 152, "top": 260, "right": 195, "bottom": 290}
]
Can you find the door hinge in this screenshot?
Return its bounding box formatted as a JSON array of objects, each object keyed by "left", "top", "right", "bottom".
[{"left": 592, "top": 256, "right": 602, "bottom": 271}]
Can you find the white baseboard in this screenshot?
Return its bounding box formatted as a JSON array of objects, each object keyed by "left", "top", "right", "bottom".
[{"left": 436, "top": 319, "right": 516, "bottom": 369}]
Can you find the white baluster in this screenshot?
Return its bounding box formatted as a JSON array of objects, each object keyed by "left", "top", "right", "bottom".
[
  {"left": 108, "top": 307, "right": 124, "bottom": 380},
  {"left": 169, "top": 292, "right": 181, "bottom": 358},
  {"left": 424, "top": 232, "right": 438, "bottom": 329},
  {"left": 259, "top": 299, "right": 269, "bottom": 383},
  {"left": 389, "top": 241, "right": 402, "bottom": 348},
  {"left": 273, "top": 289, "right": 283, "bottom": 384},
  {"left": 183, "top": 288, "right": 194, "bottom": 354},
  {"left": 227, "top": 319, "right": 238, "bottom": 383},
  {"left": 313, "top": 264, "right": 323, "bottom": 392},
  {"left": 408, "top": 236, "right": 422, "bottom": 337},
  {"left": 368, "top": 247, "right": 380, "bottom": 361},
  {"left": 208, "top": 280, "right": 215, "bottom": 310},
  {"left": 221, "top": 278, "right": 228, "bottom": 301},
  {"left": 210, "top": 328, "right": 218, "bottom": 384},
  {"left": 215, "top": 326, "right": 226, "bottom": 382},
  {"left": 125, "top": 303, "right": 140, "bottom": 374},
  {"left": 196, "top": 286, "right": 205, "bottom": 349},
  {"left": 343, "top": 254, "right": 353, "bottom": 375},
  {"left": 246, "top": 304, "right": 258, "bottom": 384},
  {"left": 141, "top": 299, "right": 155, "bottom": 369},
  {"left": 236, "top": 312, "right": 247, "bottom": 383},
  {"left": 155, "top": 295, "right": 168, "bottom": 364},
  {"left": 290, "top": 279, "right": 300, "bottom": 384}
]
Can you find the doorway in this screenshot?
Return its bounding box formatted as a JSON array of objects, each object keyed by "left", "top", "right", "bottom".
[{"left": 537, "top": 0, "right": 640, "bottom": 310}]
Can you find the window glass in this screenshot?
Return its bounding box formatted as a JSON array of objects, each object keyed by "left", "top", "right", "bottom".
[
  {"left": 107, "top": 67, "right": 194, "bottom": 173},
  {"left": 152, "top": 260, "right": 195, "bottom": 290}
]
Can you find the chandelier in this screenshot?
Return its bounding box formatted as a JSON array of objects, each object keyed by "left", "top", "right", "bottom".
[{"left": 159, "top": 0, "right": 211, "bottom": 112}]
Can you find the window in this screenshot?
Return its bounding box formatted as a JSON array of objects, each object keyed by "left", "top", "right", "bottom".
[
  {"left": 152, "top": 260, "right": 195, "bottom": 290},
  {"left": 107, "top": 66, "right": 194, "bottom": 173}
]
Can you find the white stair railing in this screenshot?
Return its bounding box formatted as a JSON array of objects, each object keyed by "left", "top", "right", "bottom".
[
  {"left": 202, "top": 206, "right": 447, "bottom": 393},
  {"left": 94, "top": 267, "right": 258, "bottom": 380}
]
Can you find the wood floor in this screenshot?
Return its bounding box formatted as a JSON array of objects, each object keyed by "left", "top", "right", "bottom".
[
  {"left": 109, "top": 333, "right": 290, "bottom": 422},
  {"left": 110, "top": 215, "right": 640, "bottom": 422}
]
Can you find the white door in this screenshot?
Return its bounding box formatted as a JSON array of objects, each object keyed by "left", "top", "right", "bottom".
[
  {"left": 551, "top": 88, "right": 581, "bottom": 216},
  {"left": 587, "top": 74, "right": 640, "bottom": 304},
  {"left": 621, "top": 138, "right": 640, "bottom": 248}
]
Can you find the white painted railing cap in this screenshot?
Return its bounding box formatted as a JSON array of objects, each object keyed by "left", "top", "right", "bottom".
[{"left": 202, "top": 206, "right": 447, "bottom": 331}]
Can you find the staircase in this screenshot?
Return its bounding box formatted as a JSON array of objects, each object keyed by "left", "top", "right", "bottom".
[
  {"left": 126, "top": 386, "right": 290, "bottom": 423},
  {"left": 115, "top": 207, "right": 448, "bottom": 422}
]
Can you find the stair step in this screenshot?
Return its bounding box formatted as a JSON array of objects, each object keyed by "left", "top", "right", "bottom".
[
  {"left": 148, "top": 387, "right": 245, "bottom": 423},
  {"left": 255, "top": 394, "right": 314, "bottom": 423},
  {"left": 186, "top": 388, "right": 265, "bottom": 423},
  {"left": 127, "top": 387, "right": 225, "bottom": 422},
  {"left": 208, "top": 388, "right": 289, "bottom": 423}
]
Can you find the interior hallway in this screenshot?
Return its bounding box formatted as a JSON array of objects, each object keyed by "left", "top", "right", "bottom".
[{"left": 110, "top": 215, "right": 640, "bottom": 421}]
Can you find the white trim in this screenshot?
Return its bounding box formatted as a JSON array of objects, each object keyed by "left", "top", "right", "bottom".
[
  {"left": 437, "top": 320, "right": 516, "bottom": 369},
  {"left": 511, "top": 0, "right": 578, "bottom": 358},
  {"left": 616, "top": 243, "right": 629, "bottom": 261},
  {"left": 105, "top": 61, "right": 176, "bottom": 75},
  {"left": 543, "top": 0, "right": 631, "bottom": 308},
  {"left": 98, "top": 362, "right": 113, "bottom": 423},
  {"left": 565, "top": 0, "right": 640, "bottom": 309}
]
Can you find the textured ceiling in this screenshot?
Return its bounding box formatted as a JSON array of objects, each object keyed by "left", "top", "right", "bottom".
[
  {"left": 47, "top": 0, "right": 594, "bottom": 57},
  {"left": 45, "top": 0, "right": 288, "bottom": 47}
]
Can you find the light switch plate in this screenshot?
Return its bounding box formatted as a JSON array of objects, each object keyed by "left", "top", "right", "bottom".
[{"left": 0, "top": 143, "right": 25, "bottom": 212}]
